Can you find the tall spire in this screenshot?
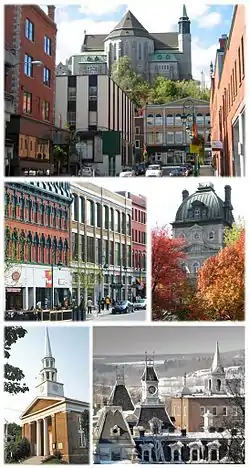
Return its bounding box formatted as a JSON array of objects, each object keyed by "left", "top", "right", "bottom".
[
  {"left": 178, "top": 4, "right": 191, "bottom": 34},
  {"left": 183, "top": 4, "right": 188, "bottom": 18},
  {"left": 44, "top": 327, "right": 52, "bottom": 358},
  {"left": 211, "top": 341, "right": 224, "bottom": 373}
]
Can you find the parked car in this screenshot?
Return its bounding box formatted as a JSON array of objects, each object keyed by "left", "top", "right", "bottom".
[
  {"left": 169, "top": 167, "right": 182, "bottom": 177},
  {"left": 183, "top": 163, "right": 193, "bottom": 175},
  {"left": 133, "top": 298, "right": 147, "bottom": 310},
  {"left": 135, "top": 163, "right": 147, "bottom": 176},
  {"left": 145, "top": 164, "right": 163, "bottom": 177},
  {"left": 119, "top": 168, "right": 135, "bottom": 177},
  {"left": 78, "top": 166, "right": 93, "bottom": 177},
  {"left": 112, "top": 300, "right": 134, "bottom": 314}
]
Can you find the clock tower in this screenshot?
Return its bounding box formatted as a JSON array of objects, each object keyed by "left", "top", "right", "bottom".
[
  {"left": 141, "top": 353, "right": 162, "bottom": 405},
  {"left": 36, "top": 327, "right": 64, "bottom": 398}
]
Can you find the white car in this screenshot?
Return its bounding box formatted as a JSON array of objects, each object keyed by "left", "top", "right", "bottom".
[
  {"left": 78, "top": 167, "right": 93, "bottom": 177},
  {"left": 133, "top": 298, "right": 147, "bottom": 310},
  {"left": 145, "top": 164, "right": 163, "bottom": 177},
  {"left": 119, "top": 168, "right": 135, "bottom": 177}
]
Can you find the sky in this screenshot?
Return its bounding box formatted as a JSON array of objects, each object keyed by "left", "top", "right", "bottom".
[
  {"left": 93, "top": 325, "right": 245, "bottom": 356},
  {"left": 40, "top": 2, "right": 235, "bottom": 85},
  {"left": 148, "top": 178, "right": 246, "bottom": 227},
  {"left": 4, "top": 326, "right": 90, "bottom": 424}
]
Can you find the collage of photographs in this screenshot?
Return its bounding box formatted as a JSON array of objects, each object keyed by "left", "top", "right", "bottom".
[{"left": 2, "top": 2, "right": 246, "bottom": 467}]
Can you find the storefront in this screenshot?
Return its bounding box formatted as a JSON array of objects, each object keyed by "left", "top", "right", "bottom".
[{"left": 5, "top": 264, "right": 72, "bottom": 311}]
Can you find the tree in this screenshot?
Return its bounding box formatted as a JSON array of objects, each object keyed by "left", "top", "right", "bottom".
[
  {"left": 6, "top": 422, "right": 22, "bottom": 443},
  {"left": 196, "top": 228, "right": 245, "bottom": 320},
  {"left": 224, "top": 221, "right": 244, "bottom": 246},
  {"left": 52, "top": 145, "right": 67, "bottom": 175},
  {"left": 4, "top": 327, "right": 29, "bottom": 394},
  {"left": 152, "top": 227, "right": 188, "bottom": 319},
  {"left": 80, "top": 410, "right": 89, "bottom": 448}
]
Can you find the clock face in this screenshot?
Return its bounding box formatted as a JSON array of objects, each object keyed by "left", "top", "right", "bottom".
[
  {"left": 148, "top": 385, "right": 156, "bottom": 395},
  {"left": 40, "top": 385, "right": 44, "bottom": 393}
]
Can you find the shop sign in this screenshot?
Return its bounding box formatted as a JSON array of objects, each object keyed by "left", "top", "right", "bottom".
[
  {"left": 45, "top": 270, "right": 52, "bottom": 288},
  {"left": 211, "top": 140, "right": 223, "bottom": 150},
  {"left": 190, "top": 144, "right": 201, "bottom": 154},
  {"left": 12, "top": 271, "right": 21, "bottom": 281},
  {"left": 7, "top": 288, "right": 21, "bottom": 293},
  {"left": 58, "top": 279, "right": 67, "bottom": 286}
]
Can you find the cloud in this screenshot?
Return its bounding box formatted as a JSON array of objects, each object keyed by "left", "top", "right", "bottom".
[
  {"left": 192, "top": 37, "right": 218, "bottom": 85},
  {"left": 198, "top": 12, "right": 222, "bottom": 28}
]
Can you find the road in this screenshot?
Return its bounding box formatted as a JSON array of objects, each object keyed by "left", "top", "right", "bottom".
[{"left": 88, "top": 309, "right": 146, "bottom": 321}]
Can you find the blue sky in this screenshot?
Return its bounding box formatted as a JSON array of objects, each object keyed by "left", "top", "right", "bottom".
[
  {"left": 41, "top": 3, "right": 235, "bottom": 84},
  {"left": 4, "top": 326, "right": 90, "bottom": 424}
]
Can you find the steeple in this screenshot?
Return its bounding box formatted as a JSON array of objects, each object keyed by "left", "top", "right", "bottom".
[
  {"left": 211, "top": 341, "right": 224, "bottom": 374},
  {"left": 178, "top": 4, "right": 191, "bottom": 34},
  {"left": 181, "top": 372, "right": 192, "bottom": 396},
  {"left": 107, "top": 366, "right": 134, "bottom": 411},
  {"left": 36, "top": 328, "right": 64, "bottom": 398}
]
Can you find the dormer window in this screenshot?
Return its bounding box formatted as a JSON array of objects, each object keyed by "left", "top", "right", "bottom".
[{"left": 194, "top": 208, "right": 200, "bottom": 218}]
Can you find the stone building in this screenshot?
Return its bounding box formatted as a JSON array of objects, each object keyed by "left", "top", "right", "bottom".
[
  {"left": 4, "top": 182, "right": 72, "bottom": 311},
  {"left": 70, "top": 183, "right": 133, "bottom": 304},
  {"left": 20, "top": 328, "right": 89, "bottom": 463},
  {"left": 172, "top": 183, "right": 234, "bottom": 276},
  {"left": 56, "top": 6, "right": 192, "bottom": 84}
]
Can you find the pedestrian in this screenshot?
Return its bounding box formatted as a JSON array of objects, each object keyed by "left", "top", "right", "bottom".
[
  {"left": 87, "top": 298, "right": 93, "bottom": 314},
  {"left": 101, "top": 297, "right": 105, "bottom": 311},
  {"left": 105, "top": 296, "right": 110, "bottom": 311},
  {"left": 79, "top": 298, "right": 86, "bottom": 321},
  {"left": 36, "top": 300, "right": 42, "bottom": 310}
]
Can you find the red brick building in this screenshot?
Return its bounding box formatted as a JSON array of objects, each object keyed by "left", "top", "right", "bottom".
[
  {"left": 210, "top": 5, "right": 245, "bottom": 176},
  {"left": 5, "top": 5, "right": 57, "bottom": 176},
  {"left": 131, "top": 194, "right": 147, "bottom": 297},
  {"left": 4, "top": 182, "right": 72, "bottom": 310}
]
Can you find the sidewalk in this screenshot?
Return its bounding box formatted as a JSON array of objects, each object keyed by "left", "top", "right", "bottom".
[{"left": 86, "top": 308, "right": 112, "bottom": 320}]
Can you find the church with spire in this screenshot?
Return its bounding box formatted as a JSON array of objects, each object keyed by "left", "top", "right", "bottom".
[
  {"left": 20, "top": 328, "right": 89, "bottom": 464},
  {"left": 56, "top": 5, "right": 192, "bottom": 83}
]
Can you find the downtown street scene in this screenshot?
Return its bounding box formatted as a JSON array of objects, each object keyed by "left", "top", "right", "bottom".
[
  {"left": 92, "top": 326, "right": 245, "bottom": 464},
  {"left": 151, "top": 180, "right": 245, "bottom": 321},
  {"left": 4, "top": 182, "right": 147, "bottom": 321},
  {"left": 4, "top": 4, "right": 245, "bottom": 177}
]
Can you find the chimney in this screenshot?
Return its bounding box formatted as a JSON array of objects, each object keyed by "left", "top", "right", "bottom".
[
  {"left": 224, "top": 185, "right": 231, "bottom": 204},
  {"left": 182, "top": 190, "right": 189, "bottom": 201},
  {"left": 47, "top": 5, "right": 56, "bottom": 22},
  {"left": 219, "top": 34, "right": 227, "bottom": 50}
]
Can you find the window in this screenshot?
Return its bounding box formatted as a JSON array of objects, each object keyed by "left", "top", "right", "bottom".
[
  {"left": 200, "top": 406, "right": 205, "bottom": 415},
  {"left": 175, "top": 114, "right": 182, "bottom": 126},
  {"left": 155, "top": 114, "right": 162, "bottom": 126},
  {"left": 212, "top": 407, "right": 217, "bottom": 416},
  {"left": 175, "top": 132, "right": 182, "bottom": 144},
  {"left": 23, "top": 91, "right": 32, "bottom": 114},
  {"left": 234, "top": 60, "right": 237, "bottom": 91},
  {"left": 68, "top": 87, "right": 76, "bottom": 100},
  {"left": 222, "top": 407, "right": 227, "bottom": 416},
  {"left": 166, "top": 132, "right": 174, "bottom": 144},
  {"left": 89, "top": 86, "right": 97, "bottom": 99},
  {"left": 155, "top": 132, "right": 163, "bottom": 144},
  {"left": 166, "top": 114, "right": 174, "bottom": 126},
  {"left": 147, "top": 133, "right": 154, "bottom": 144},
  {"left": 42, "top": 100, "right": 50, "bottom": 121},
  {"left": 193, "top": 231, "right": 200, "bottom": 240},
  {"left": 192, "top": 262, "right": 200, "bottom": 273},
  {"left": 25, "top": 18, "right": 34, "bottom": 41},
  {"left": 194, "top": 207, "right": 200, "bottom": 218},
  {"left": 135, "top": 140, "right": 140, "bottom": 148},
  {"left": 205, "top": 113, "right": 210, "bottom": 125},
  {"left": 211, "top": 449, "right": 217, "bottom": 462},
  {"left": 43, "top": 67, "right": 51, "bottom": 87},
  {"left": 241, "top": 36, "right": 245, "bottom": 76},
  {"left": 208, "top": 231, "right": 214, "bottom": 240},
  {"left": 67, "top": 112, "right": 76, "bottom": 125},
  {"left": 138, "top": 42, "right": 142, "bottom": 60},
  {"left": 196, "top": 113, "right": 204, "bottom": 126},
  {"left": 147, "top": 114, "right": 154, "bottom": 125},
  {"left": 135, "top": 126, "right": 140, "bottom": 135},
  {"left": 86, "top": 200, "right": 95, "bottom": 225},
  {"left": 24, "top": 54, "right": 33, "bottom": 77},
  {"left": 44, "top": 35, "right": 51, "bottom": 55}
]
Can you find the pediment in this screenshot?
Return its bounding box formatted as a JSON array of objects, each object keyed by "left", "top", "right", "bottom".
[{"left": 21, "top": 396, "right": 64, "bottom": 419}]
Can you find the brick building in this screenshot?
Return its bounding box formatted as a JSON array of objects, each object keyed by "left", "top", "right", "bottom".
[
  {"left": 131, "top": 194, "right": 147, "bottom": 297},
  {"left": 210, "top": 5, "right": 245, "bottom": 176},
  {"left": 5, "top": 5, "right": 57, "bottom": 176},
  {"left": 21, "top": 328, "right": 89, "bottom": 463},
  {"left": 4, "top": 182, "right": 72, "bottom": 310}
]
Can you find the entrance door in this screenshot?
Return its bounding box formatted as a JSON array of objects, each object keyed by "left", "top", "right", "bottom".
[{"left": 49, "top": 432, "right": 53, "bottom": 454}]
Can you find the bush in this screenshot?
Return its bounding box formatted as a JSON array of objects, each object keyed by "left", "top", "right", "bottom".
[
  {"left": 54, "top": 450, "right": 62, "bottom": 460},
  {"left": 5, "top": 437, "right": 30, "bottom": 463},
  {"left": 19, "top": 437, "right": 30, "bottom": 459}
]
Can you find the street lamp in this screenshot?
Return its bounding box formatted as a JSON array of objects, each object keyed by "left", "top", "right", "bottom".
[{"left": 51, "top": 260, "right": 63, "bottom": 310}]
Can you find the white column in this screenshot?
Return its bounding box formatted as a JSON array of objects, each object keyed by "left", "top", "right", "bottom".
[
  {"left": 43, "top": 417, "right": 49, "bottom": 457},
  {"left": 36, "top": 419, "right": 42, "bottom": 456}
]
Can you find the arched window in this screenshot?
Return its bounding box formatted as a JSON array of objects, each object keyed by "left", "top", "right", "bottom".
[
  {"left": 192, "top": 262, "right": 200, "bottom": 274},
  {"left": 110, "top": 207, "right": 114, "bottom": 230},
  {"left": 194, "top": 207, "right": 200, "bottom": 219},
  {"left": 208, "top": 379, "right": 212, "bottom": 391},
  {"left": 34, "top": 232, "right": 39, "bottom": 262},
  {"left": 174, "top": 450, "right": 180, "bottom": 462},
  {"left": 193, "top": 231, "right": 200, "bottom": 240},
  {"left": 27, "top": 231, "right": 32, "bottom": 262},
  {"left": 113, "top": 43, "right": 117, "bottom": 61},
  {"left": 40, "top": 234, "right": 45, "bottom": 264},
  {"left": 166, "top": 114, "right": 174, "bottom": 126},
  {"left": 208, "top": 231, "right": 215, "bottom": 240},
  {"left": 211, "top": 449, "right": 218, "bottom": 461},
  {"left": 58, "top": 238, "right": 63, "bottom": 261},
  {"left": 147, "top": 114, "right": 154, "bottom": 125},
  {"left": 47, "top": 236, "right": 52, "bottom": 264},
  {"left": 205, "top": 113, "right": 210, "bottom": 125},
  {"left": 216, "top": 379, "right": 222, "bottom": 392},
  {"left": 155, "top": 114, "right": 162, "bottom": 125},
  {"left": 192, "top": 449, "right": 198, "bottom": 461},
  {"left": 175, "top": 114, "right": 182, "bottom": 126},
  {"left": 19, "top": 230, "right": 26, "bottom": 262},
  {"left": 196, "top": 113, "right": 204, "bottom": 126},
  {"left": 52, "top": 236, "right": 57, "bottom": 263},
  {"left": 64, "top": 239, "right": 69, "bottom": 265}
]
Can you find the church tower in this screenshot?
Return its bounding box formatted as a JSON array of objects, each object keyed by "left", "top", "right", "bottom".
[
  {"left": 178, "top": 5, "right": 192, "bottom": 79},
  {"left": 205, "top": 341, "right": 226, "bottom": 395},
  {"left": 141, "top": 353, "right": 162, "bottom": 405},
  {"left": 36, "top": 328, "right": 64, "bottom": 398}
]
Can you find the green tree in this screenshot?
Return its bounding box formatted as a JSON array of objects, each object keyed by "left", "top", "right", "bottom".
[
  {"left": 6, "top": 423, "right": 22, "bottom": 443},
  {"left": 52, "top": 145, "right": 67, "bottom": 175},
  {"left": 224, "top": 222, "right": 244, "bottom": 246},
  {"left": 111, "top": 56, "right": 139, "bottom": 92},
  {"left": 4, "top": 327, "right": 29, "bottom": 394}
]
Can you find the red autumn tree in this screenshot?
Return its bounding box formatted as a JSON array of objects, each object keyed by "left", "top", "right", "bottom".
[
  {"left": 152, "top": 227, "right": 189, "bottom": 319},
  {"left": 196, "top": 228, "right": 245, "bottom": 320}
]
